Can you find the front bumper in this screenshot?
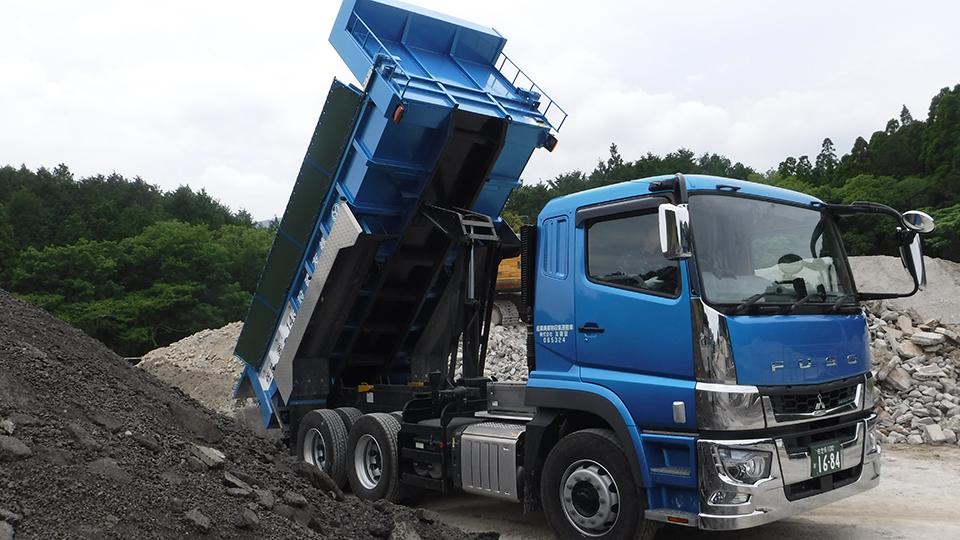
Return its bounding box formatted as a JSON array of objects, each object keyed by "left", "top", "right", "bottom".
[{"left": 697, "top": 414, "right": 881, "bottom": 531}]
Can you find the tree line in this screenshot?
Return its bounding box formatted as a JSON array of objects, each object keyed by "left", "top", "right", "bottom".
[
  {"left": 0, "top": 165, "right": 274, "bottom": 356},
  {"left": 505, "top": 84, "right": 960, "bottom": 263}
]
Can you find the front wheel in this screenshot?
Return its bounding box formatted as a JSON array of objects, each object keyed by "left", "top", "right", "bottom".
[{"left": 542, "top": 429, "right": 656, "bottom": 540}]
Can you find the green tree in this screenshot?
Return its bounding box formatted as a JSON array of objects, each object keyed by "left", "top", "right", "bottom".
[
  {"left": 921, "top": 85, "right": 960, "bottom": 197},
  {"left": 0, "top": 204, "right": 15, "bottom": 285},
  {"left": 9, "top": 220, "right": 265, "bottom": 356},
  {"left": 814, "top": 138, "right": 838, "bottom": 185}
]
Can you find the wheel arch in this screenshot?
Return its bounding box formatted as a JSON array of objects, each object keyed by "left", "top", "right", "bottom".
[{"left": 524, "top": 387, "right": 649, "bottom": 501}]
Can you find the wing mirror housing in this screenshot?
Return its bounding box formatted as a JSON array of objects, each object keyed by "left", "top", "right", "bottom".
[
  {"left": 901, "top": 210, "right": 936, "bottom": 234},
  {"left": 659, "top": 203, "right": 692, "bottom": 260}
]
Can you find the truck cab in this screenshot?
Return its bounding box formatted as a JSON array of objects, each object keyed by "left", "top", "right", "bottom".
[{"left": 524, "top": 173, "right": 933, "bottom": 535}]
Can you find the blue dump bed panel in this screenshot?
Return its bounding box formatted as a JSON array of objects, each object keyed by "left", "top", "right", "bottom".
[{"left": 235, "top": 0, "right": 563, "bottom": 427}]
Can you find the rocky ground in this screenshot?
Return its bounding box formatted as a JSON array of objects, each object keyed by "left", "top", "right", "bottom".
[
  {"left": 866, "top": 301, "right": 960, "bottom": 446},
  {"left": 0, "top": 288, "right": 489, "bottom": 540}
]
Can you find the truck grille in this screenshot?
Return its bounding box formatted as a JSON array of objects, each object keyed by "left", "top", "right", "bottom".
[{"left": 769, "top": 383, "right": 857, "bottom": 415}]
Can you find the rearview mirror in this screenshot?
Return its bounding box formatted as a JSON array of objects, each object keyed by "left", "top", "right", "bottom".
[
  {"left": 659, "top": 203, "right": 692, "bottom": 260},
  {"left": 900, "top": 231, "right": 927, "bottom": 291},
  {"left": 902, "top": 210, "right": 936, "bottom": 234}
]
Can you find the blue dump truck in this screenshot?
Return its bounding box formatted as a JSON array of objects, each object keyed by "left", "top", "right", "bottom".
[{"left": 234, "top": 0, "right": 937, "bottom": 537}]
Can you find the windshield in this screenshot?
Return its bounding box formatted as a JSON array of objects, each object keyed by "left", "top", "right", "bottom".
[{"left": 689, "top": 194, "right": 857, "bottom": 314}]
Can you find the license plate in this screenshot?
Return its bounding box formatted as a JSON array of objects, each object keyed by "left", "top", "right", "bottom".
[{"left": 810, "top": 440, "right": 843, "bottom": 478}]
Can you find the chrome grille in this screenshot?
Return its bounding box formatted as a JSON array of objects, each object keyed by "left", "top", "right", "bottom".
[{"left": 769, "top": 383, "right": 858, "bottom": 415}]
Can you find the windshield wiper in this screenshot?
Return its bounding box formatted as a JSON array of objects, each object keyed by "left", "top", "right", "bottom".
[
  {"left": 828, "top": 293, "right": 858, "bottom": 313},
  {"left": 730, "top": 292, "right": 777, "bottom": 314},
  {"left": 781, "top": 292, "right": 826, "bottom": 314}
]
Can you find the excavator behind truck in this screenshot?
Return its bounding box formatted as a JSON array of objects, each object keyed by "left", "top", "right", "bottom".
[{"left": 234, "top": 0, "right": 937, "bottom": 538}]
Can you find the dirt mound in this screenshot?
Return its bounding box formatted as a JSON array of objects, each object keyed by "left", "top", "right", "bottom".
[
  {"left": 137, "top": 322, "right": 248, "bottom": 418},
  {"left": 0, "top": 288, "right": 482, "bottom": 540},
  {"left": 850, "top": 256, "right": 960, "bottom": 325}
]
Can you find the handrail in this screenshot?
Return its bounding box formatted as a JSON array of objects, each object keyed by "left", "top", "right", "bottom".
[
  {"left": 347, "top": 13, "right": 567, "bottom": 133},
  {"left": 347, "top": 14, "right": 414, "bottom": 100},
  {"left": 496, "top": 53, "right": 568, "bottom": 132}
]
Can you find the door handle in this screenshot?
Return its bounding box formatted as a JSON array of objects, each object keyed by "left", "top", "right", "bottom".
[{"left": 578, "top": 324, "right": 604, "bottom": 333}]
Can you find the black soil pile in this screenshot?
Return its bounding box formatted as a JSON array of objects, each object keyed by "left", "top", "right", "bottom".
[{"left": 0, "top": 288, "right": 487, "bottom": 540}]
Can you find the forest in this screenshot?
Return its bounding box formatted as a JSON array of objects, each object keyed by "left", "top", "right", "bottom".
[
  {"left": 0, "top": 165, "right": 274, "bottom": 356},
  {"left": 1, "top": 84, "right": 959, "bottom": 357}
]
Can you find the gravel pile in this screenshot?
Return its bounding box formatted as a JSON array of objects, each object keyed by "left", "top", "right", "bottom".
[
  {"left": 865, "top": 301, "right": 960, "bottom": 447},
  {"left": 458, "top": 325, "right": 529, "bottom": 382},
  {"left": 136, "top": 322, "right": 250, "bottom": 418},
  {"left": 0, "top": 288, "right": 484, "bottom": 540}
]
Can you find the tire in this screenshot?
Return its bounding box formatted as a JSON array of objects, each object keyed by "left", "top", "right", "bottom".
[
  {"left": 335, "top": 407, "right": 363, "bottom": 433},
  {"left": 347, "top": 412, "right": 402, "bottom": 503},
  {"left": 541, "top": 429, "right": 656, "bottom": 540},
  {"left": 296, "top": 409, "right": 349, "bottom": 489}
]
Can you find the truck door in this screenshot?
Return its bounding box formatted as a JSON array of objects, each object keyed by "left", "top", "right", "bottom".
[{"left": 574, "top": 197, "right": 694, "bottom": 382}]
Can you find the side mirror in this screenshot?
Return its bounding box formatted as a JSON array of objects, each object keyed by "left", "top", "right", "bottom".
[
  {"left": 900, "top": 231, "right": 927, "bottom": 291},
  {"left": 659, "top": 203, "right": 692, "bottom": 260},
  {"left": 902, "top": 210, "right": 936, "bottom": 234}
]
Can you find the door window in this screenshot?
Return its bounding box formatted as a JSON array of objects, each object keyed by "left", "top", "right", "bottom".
[{"left": 586, "top": 212, "right": 681, "bottom": 296}]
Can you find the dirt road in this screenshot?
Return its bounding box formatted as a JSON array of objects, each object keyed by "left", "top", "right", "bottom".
[{"left": 420, "top": 443, "right": 960, "bottom": 540}]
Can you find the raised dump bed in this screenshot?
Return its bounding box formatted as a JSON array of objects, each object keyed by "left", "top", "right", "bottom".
[{"left": 234, "top": 0, "right": 563, "bottom": 430}]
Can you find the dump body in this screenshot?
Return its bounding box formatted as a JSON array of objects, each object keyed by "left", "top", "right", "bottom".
[{"left": 234, "top": 0, "right": 562, "bottom": 428}]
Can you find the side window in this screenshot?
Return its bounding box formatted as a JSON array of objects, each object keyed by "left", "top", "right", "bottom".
[
  {"left": 541, "top": 216, "right": 568, "bottom": 279},
  {"left": 586, "top": 212, "right": 681, "bottom": 296}
]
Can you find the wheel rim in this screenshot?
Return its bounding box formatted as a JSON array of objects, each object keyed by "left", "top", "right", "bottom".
[
  {"left": 355, "top": 433, "right": 383, "bottom": 490},
  {"left": 560, "top": 459, "right": 620, "bottom": 537},
  {"left": 303, "top": 427, "right": 326, "bottom": 469}
]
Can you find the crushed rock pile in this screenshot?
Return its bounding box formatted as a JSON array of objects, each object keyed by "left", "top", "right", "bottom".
[
  {"left": 137, "top": 322, "right": 250, "bottom": 418},
  {"left": 865, "top": 301, "right": 960, "bottom": 447},
  {"left": 0, "top": 288, "right": 486, "bottom": 540},
  {"left": 482, "top": 325, "right": 529, "bottom": 382}
]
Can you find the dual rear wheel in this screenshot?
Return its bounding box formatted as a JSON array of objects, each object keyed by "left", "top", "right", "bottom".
[{"left": 295, "top": 408, "right": 402, "bottom": 503}]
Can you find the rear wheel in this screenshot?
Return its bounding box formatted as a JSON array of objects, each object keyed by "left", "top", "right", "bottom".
[
  {"left": 334, "top": 407, "right": 363, "bottom": 433},
  {"left": 542, "top": 429, "right": 656, "bottom": 540},
  {"left": 347, "top": 412, "right": 402, "bottom": 503},
  {"left": 296, "top": 409, "right": 348, "bottom": 488}
]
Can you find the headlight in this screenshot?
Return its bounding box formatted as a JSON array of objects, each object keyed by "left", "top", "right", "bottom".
[{"left": 718, "top": 447, "right": 772, "bottom": 483}]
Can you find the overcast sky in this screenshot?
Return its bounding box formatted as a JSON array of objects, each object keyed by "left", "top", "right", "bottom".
[{"left": 3, "top": 1, "right": 959, "bottom": 221}]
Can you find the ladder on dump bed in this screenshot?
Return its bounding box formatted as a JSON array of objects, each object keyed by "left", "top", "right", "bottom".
[{"left": 234, "top": 0, "right": 564, "bottom": 429}]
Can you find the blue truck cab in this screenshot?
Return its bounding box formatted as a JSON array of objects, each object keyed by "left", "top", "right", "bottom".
[{"left": 524, "top": 173, "right": 933, "bottom": 533}]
